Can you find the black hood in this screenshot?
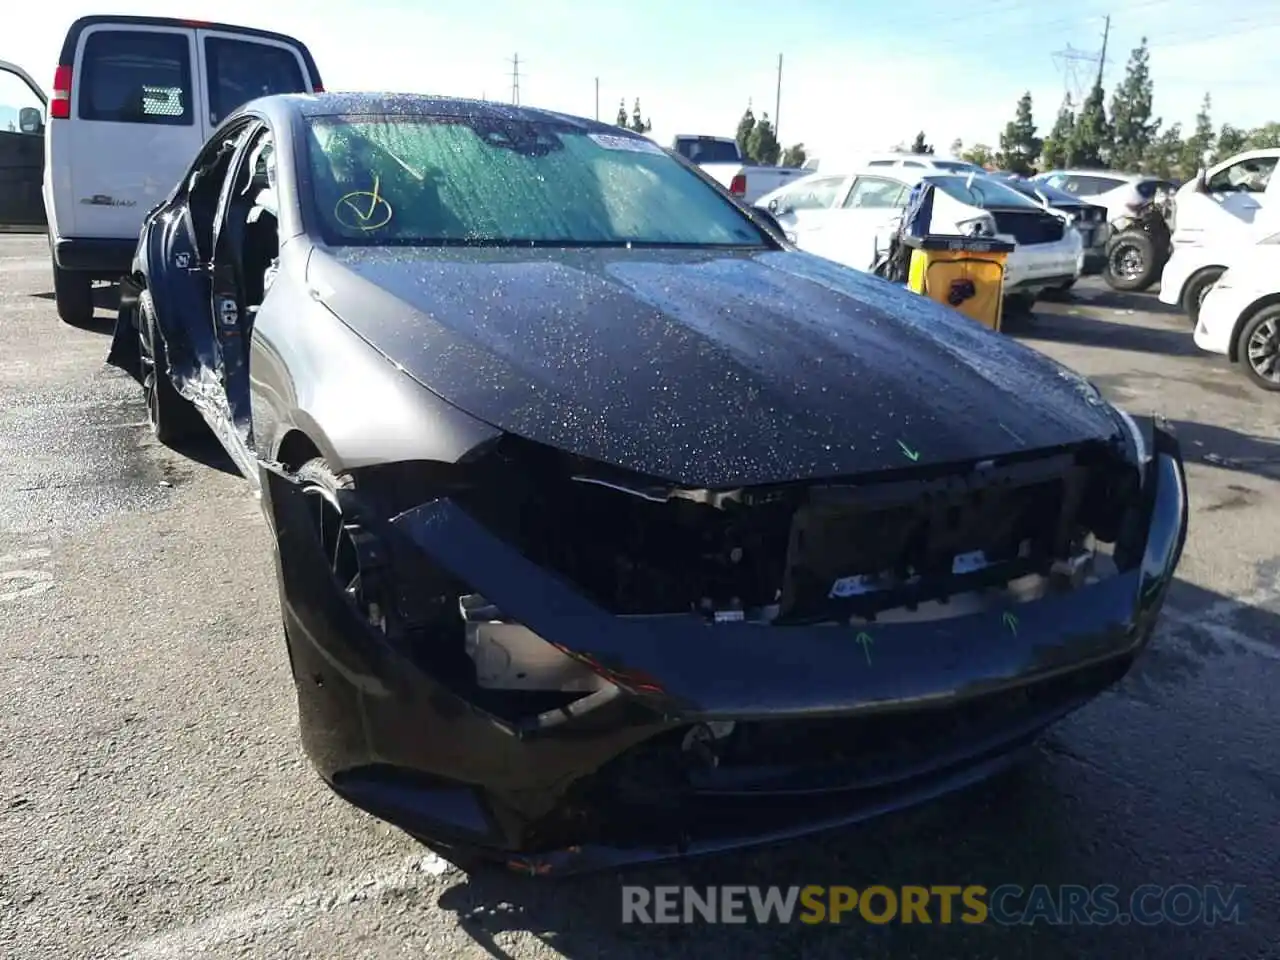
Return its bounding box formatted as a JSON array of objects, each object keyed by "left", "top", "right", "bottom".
[{"left": 310, "top": 246, "right": 1121, "bottom": 487}]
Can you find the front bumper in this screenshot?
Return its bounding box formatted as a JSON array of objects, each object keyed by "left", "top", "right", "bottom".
[
  {"left": 262, "top": 426, "right": 1188, "bottom": 875},
  {"left": 1194, "top": 282, "right": 1253, "bottom": 357},
  {"left": 1158, "top": 247, "right": 1210, "bottom": 308}
]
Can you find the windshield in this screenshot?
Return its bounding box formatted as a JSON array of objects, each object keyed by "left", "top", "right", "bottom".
[
  {"left": 925, "top": 174, "right": 1044, "bottom": 210},
  {"left": 673, "top": 137, "right": 742, "bottom": 164},
  {"left": 304, "top": 115, "right": 767, "bottom": 247},
  {"left": 1004, "top": 179, "right": 1081, "bottom": 206}
]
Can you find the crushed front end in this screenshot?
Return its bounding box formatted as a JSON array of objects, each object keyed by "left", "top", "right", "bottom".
[{"left": 262, "top": 416, "right": 1187, "bottom": 874}]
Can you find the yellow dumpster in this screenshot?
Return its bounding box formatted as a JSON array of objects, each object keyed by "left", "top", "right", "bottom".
[{"left": 904, "top": 235, "right": 1016, "bottom": 332}]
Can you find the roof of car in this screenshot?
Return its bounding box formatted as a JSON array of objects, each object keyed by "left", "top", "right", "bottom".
[
  {"left": 258, "top": 92, "right": 627, "bottom": 132},
  {"left": 1037, "top": 169, "right": 1152, "bottom": 182}
]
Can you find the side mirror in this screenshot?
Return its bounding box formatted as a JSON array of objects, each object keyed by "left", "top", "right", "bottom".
[
  {"left": 767, "top": 197, "right": 780, "bottom": 213},
  {"left": 753, "top": 207, "right": 785, "bottom": 237},
  {"left": 18, "top": 107, "right": 43, "bottom": 135},
  {"left": 1194, "top": 168, "right": 1208, "bottom": 193}
]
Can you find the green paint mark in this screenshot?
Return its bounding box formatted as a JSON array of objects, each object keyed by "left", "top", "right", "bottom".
[
  {"left": 855, "top": 631, "right": 874, "bottom": 665},
  {"left": 897, "top": 440, "right": 920, "bottom": 462},
  {"left": 1002, "top": 612, "right": 1019, "bottom": 636}
]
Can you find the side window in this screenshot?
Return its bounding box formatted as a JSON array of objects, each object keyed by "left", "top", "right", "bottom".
[
  {"left": 843, "top": 176, "right": 907, "bottom": 209},
  {"left": 204, "top": 38, "right": 307, "bottom": 127},
  {"left": 902, "top": 160, "right": 926, "bottom": 168},
  {"left": 1076, "top": 176, "right": 1125, "bottom": 195},
  {"left": 1044, "top": 174, "right": 1069, "bottom": 191},
  {"left": 78, "top": 29, "right": 194, "bottom": 125},
  {"left": 1207, "top": 156, "right": 1277, "bottom": 194},
  {"left": 866, "top": 160, "right": 894, "bottom": 167},
  {"left": 0, "top": 69, "right": 45, "bottom": 136},
  {"left": 788, "top": 176, "right": 846, "bottom": 210}
]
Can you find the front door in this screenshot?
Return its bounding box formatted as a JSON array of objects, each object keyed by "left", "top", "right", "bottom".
[
  {"left": 804, "top": 175, "right": 909, "bottom": 271},
  {"left": 0, "top": 61, "right": 47, "bottom": 228}
]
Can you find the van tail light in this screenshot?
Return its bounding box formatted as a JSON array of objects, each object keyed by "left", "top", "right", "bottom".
[
  {"left": 50, "top": 64, "right": 72, "bottom": 120},
  {"left": 729, "top": 173, "right": 747, "bottom": 196}
]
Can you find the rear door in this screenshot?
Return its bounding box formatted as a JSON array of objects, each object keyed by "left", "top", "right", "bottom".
[
  {"left": 66, "top": 23, "right": 203, "bottom": 239},
  {"left": 195, "top": 30, "right": 314, "bottom": 138},
  {"left": 0, "top": 61, "right": 47, "bottom": 228}
]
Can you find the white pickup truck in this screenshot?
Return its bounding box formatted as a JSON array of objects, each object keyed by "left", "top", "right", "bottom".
[{"left": 670, "top": 134, "right": 807, "bottom": 205}]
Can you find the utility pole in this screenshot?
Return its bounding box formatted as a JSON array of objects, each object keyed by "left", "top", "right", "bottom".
[
  {"left": 509, "top": 53, "right": 521, "bottom": 105},
  {"left": 774, "top": 54, "right": 783, "bottom": 141},
  {"left": 595, "top": 77, "right": 599, "bottom": 120},
  {"left": 1095, "top": 15, "right": 1110, "bottom": 88}
]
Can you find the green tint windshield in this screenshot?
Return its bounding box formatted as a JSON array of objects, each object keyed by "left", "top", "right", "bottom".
[{"left": 304, "top": 115, "right": 767, "bottom": 247}]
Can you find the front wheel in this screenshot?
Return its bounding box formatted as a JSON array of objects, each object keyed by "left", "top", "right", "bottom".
[
  {"left": 1236, "top": 305, "right": 1280, "bottom": 392},
  {"left": 1104, "top": 231, "right": 1159, "bottom": 292},
  {"left": 51, "top": 260, "right": 95, "bottom": 326},
  {"left": 1182, "top": 266, "right": 1225, "bottom": 327},
  {"left": 137, "top": 290, "right": 204, "bottom": 445}
]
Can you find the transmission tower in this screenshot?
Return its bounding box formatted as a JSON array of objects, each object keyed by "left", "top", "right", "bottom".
[
  {"left": 509, "top": 53, "right": 522, "bottom": 105},
  {"left": 1052, "top": 15, "right": 1111, "bottom": 102}
]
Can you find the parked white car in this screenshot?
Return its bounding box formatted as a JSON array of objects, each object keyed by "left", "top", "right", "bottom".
[
  {"left": 804, "top": 153, "right": 987, "bottom": 176},
  {"left": 1193, "top": 241, "right": 1280, "bottom": 391},
  {"left": 1169, "top": 148, "right": 1280, "bottom": 248},
  {"left": 668, "top": 134, "right": 807, "bottom": 204},
  {"left": 756, "top": 168, "right": 1083, "bottom": 303},
  {"left": 1031, "top": 170, "right": 1174, "bottom": 224},
  {"left": 1158, "top": 242, "right": 1236, "bottom": 325}
]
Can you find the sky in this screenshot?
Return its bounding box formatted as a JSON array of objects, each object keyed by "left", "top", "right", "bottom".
[{"left": 8, "top": 0, "right": 1280, "bottom": 163}]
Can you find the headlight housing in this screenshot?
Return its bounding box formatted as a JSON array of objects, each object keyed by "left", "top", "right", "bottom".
[{"left": 956, "top": 214, "right": 997, "bottom": 237}]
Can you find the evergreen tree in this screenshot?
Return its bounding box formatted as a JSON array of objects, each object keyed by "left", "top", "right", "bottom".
[
  {"left": 949, "top": 137, "right": 964, "bottom": 157},
  {"left": 746, "top": 112, "right": 781, "bottom": 165},
  {"left": 616, "top": 99, "right": 628, "bottom": 128},
  {"left": 1071, "top": 80, "right": 1111, "bottom": 167},
  {"left": 735, "top": 103, "right": 756, "bottom": 157},
  {"left": 910, "top": 131, "right": 934, "bottom": 154},
  {"left": 1182, "top": 93, "right": 1215, "bottom": 173},
  {"left": 780, "top": 143, "right": 807, "bottom": 167},
  {"left": 1109, "top": 38, "right": 1161, "bottom": 171},
  {"left": 629, "top": 98, "right": 651, "bottom": 134},
  {"left": 1213, "top": 123, "right": 1247, "bottom": 163},
  {"left": 960, "top": 144, "right": 995, "bottom": 168},
  {"left": 997, "top": 91, "right": 1042, "bottom": 175},
  {"left": 1144, "top": 123, "right": 1184, "bottom": 179},
  {"left": 1041, "top": 95, "right": 1076, "bottom": 169}
]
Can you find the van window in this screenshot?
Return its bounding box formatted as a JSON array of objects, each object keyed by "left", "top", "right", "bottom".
[
  {"left": 78, "top": 29, "right": 194, "bottom": 125},
  {"left": 205, "top": 37, "right": 307, "bottom": 126}
]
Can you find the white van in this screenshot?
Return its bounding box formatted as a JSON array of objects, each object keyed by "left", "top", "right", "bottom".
[{"left": 43, "top": 15, "right": 323, "bottom": 325}]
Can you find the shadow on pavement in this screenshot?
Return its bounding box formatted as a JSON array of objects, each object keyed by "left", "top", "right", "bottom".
[
  {"left": 1169, "top": 419, "right": 1280, "bottom": 482},
  {"left": 165, "top": 431, "right": 241, "bottom": 477},
  {"left": 427, "top": 575, "right": 1278, "bottom": 960},
  {"left": 1016, "top": 313, "right": 1201, "bottom": 359},
  {"left": 30, "top": 282, "right": 120, "bottom": 335},
  {"left": 1061, "top": 286, "right": 1184, "bottom": 317}
]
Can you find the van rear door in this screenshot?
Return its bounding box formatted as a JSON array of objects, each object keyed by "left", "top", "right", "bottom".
[
  {"left": 195, "top": 29, "right": 317, "bottom": 138},
  {"left": 64, "top": 23, "right": 203, "bottom": 240}
]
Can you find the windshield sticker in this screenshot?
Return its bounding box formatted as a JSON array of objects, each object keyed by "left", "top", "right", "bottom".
[
  {"left": 335, "top": 176, "right": 393, "bottom": 231},
  {"left": 589, "top": 133, "right": 663, "bottom": 154}
]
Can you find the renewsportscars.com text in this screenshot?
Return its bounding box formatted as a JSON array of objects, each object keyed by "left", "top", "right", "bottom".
[{"left": 621, "top": 884, "right": 1247, "bottom": 926}]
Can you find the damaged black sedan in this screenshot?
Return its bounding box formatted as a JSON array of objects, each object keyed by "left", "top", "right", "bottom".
[{"left": 108, "top": 93, "right": 1188, "bottom": 875}]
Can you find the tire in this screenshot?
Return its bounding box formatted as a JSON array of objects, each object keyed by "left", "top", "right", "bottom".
[
  {"left": 1235, "top": 305, "right": 1280, "bottom": 392},
  {"left": 1181, "top": 266, "right": 1225, "bottom": 327},
  {"left": 137, "top": 290, "right": 204, "bottom": 445},
  {"left": 1001, "top": 292, "right": 1035, "bottom": 330},
  {"left": 1104, "top": 230, "right": 1159, "bottom": 292},
  {"left": 51, "top": 259, "right": 95, "bottom": 327}
]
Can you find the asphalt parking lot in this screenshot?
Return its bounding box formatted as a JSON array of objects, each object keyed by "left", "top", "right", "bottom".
[{"left": 1, "top": 233, "right": 1277, "bottom": 960}]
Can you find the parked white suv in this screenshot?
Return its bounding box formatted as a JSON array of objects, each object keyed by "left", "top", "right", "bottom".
[
  {"left": 43, "top": 15, "right": 323, "bottom": 325},
  {"left": 1169, "top": 148, "right": 1279, "bottom": 247},
  {"left": 1031, "top": 170, "right": 1174, "bottom": 224}
]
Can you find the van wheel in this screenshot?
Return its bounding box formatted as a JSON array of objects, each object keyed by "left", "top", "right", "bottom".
[
  {"left": 137, "top": 290, "right": 204, "bottom": 444},
  {"left": 52, "top": 260, "right": 95, "bottom": 327}
]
